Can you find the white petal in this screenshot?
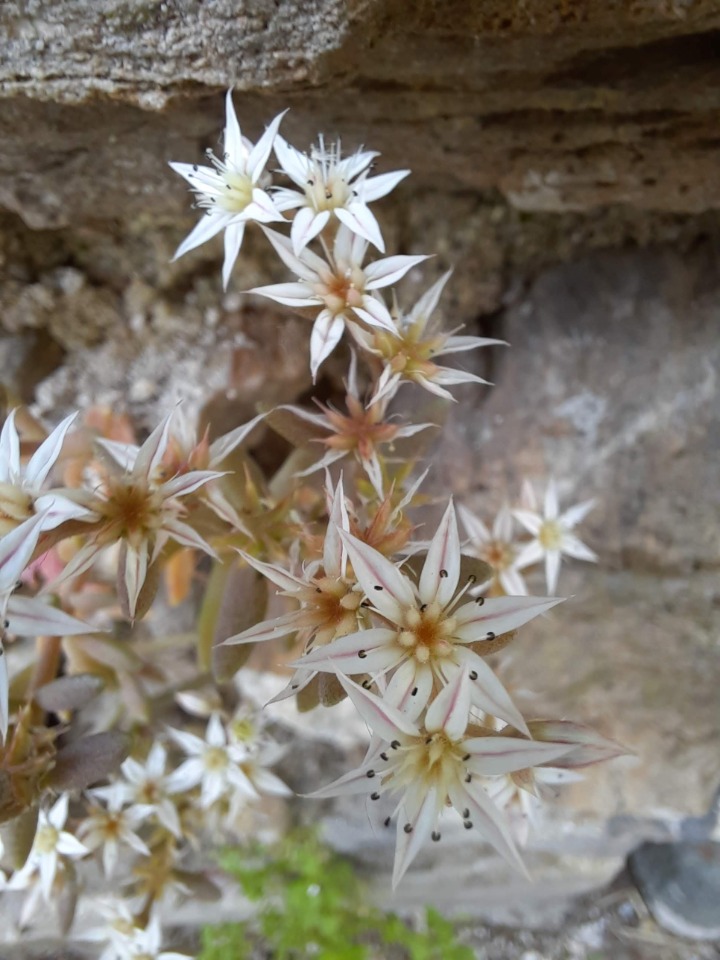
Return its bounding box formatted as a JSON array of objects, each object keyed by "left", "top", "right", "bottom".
[
  {"left": 323, "top": 476, "right": 348, "bottom": 579},
  {"left": 206, "top": 713, "right": 227, "bottom": 748},
  {"left": 160, "top": 470, "right": 223, "bottom": 499},
  {"left": 236, "top": 550, "right": 306, "bottom": 593},
  {"left": 560, "top": 534, "right": 598, "bottom": 563},
  {"left": 407, "top": 270, "right": 452, "bottom": 330},
  {"left": 419, "top": 501, "right": 460, "bottom": 607},
  {"left": 25, "top": 412, "right": 78, "bottom": 488},
  {"left": 0, "top": 640, "right": 8, "bottom": 742},
  {"left": 457, "top": 503, "right": 490, "bottom": 544},
  {"left": 545, "top": 550, "right": 561, "bottom": 595},
  {"left": 291, "top": 206, "right": 330, "bottom": 255},
  {"left": 260, "top": 226, "right": 327, "bottom": 281},
  {"left": 364, "top": 254, "right": 429, "bottom": 290},
  {"left": 172, "top": 212, "right": 232, "bottom": 261},
  {"left": 209, "top": 412, "right": 265, "bottom": 464},
  {"left": 0, "top": 410, "right": 20, "bottom": 481},
  {"left": 561, "top": 498, "right": 596, "bottom": 528},
  {"left": 48, "top": 793, "right": 69, "bottom": 830},
  {"left": 512, "top": 510, "right": 543, "bottom": 536},
  {"left": 499, "top": 567, "right": 528, "bottom": 596},
  {"left": 293, "top": 627, "right": 400, "bottom": 675},
  {"left": 383, "top": 659, "right": 433, "bottom": 721},
  {"left": 335, "top": 203, "right": 385, "bottom": 253},
  {"left": 513, "top": 539, "right": 544, "bottom": 571},
  {"left": 221, "top": 90, "right": 244, "bottom": 161},
  {"left": 360, "top": 169, "right": 410, "bottom": 203},
  {"left": 438, "top": 335, "right": 506, "bottom": 355},
  {"left": 0, "top": 511, "right": 46, "bottom": 595},
  {"left": 247, "top": 110, "right": 287, "bottom": 182},
  {"left": 544, "top": 479, "right": 559, "bottom": 520},
  {"left": 222, "top": 221, "right": 246, "bottom": 290},
  {"left": 123, "top": 541, "right": 148, "bottom": 619},
  {"left": 310, "top": 310, "right": 345, "bottom": 381},
  {"left": 273, "top": 134, "right": 310, "bottom": 187},
  {"left": 132, "top": 412, "right": 173, "bottom": 482},
  {"left": 354, "top": 295, "right": 397, "bottom": 333},
  {"left": 250, "top": 281, "right": 317, "bottom": 308},
  {"left": 244, "top": 187, "right": 284, "bottom": 223},
  {"left": 463, "top": 736, "right": 573, "bottom": 776}
]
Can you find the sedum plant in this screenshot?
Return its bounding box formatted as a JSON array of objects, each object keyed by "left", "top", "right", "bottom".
[{"left": 0, "top": 92, "right": 623, "bottom": 957}]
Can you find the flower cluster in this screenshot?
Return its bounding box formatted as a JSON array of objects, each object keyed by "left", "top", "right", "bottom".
[{"left": 0, "top": 92, "right": 622, "bottom": 956}]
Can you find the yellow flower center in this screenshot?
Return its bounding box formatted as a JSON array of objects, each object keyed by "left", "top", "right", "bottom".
[
  {"left": 35, "top": 824, "right": 59, "bottom": 854},
  {"left": 538, "top": 520, "right": 563, "bottom": 551},
  {"left": 217, "top": 171, "right": 254, "bottom": 213},
  {"left": 204, "top": 746, "right": 229, "bottom": 772},
  {"left": 396, "top": 601, "right": 457, "bottom": 664}
]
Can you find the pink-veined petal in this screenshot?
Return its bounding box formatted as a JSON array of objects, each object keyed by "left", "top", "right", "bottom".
[
  {"left": 425, "top": 665, "right": 470, "bottom": 740},
  {"left": 163, "top": 518, "right": 218, "bottom": 558},
  {"left": 392, "top": 786, "right": 440, "bottom": 888},
  {"left": 453, "top": 593, "right": 563, "bottom": 642},
  {"left": 419, "top": 501, "right": 460, "bottom": 607},
  {"left": 338, "top": 529, "right": 416, "bottom": 621},
  {"left": 0, "top": 640, "right": 8, "bottom": 741},
  {"left": 223, "top": 609, "right": 305, "bottom": 646},
  {"left": 236, "top": 550, "right": 306, "bottom": 593},
  {"left": 291, "top": 627, "right": 400, "bottom": 675},
  {"left": 132, "top": 413, "right": 173, "bottom": 482},
  {"left": 323, "top": 476, "right": 348, "bottom": 579},
  {"left": 525, "top": 720, "right": 629, "bottom": 767},
  {"left": 122, "top": 541, "right": 148, "bottom": 619},
  {"left": 160, "top": 470, "right": 224, "bottom": 499},
  {"left": 336, "top": 672, "right": 420, "bottom": 740},
  {"left": 5, "top": 596, "right": 96, "bottom": 638},
  {"left": 209, "top": 413, "right": 265, "bottom": 464},
  {"left": 447, "top": 778, "right": 527, "bottom": 877},
  {"left": 383, "top": 659, "right": 433, "bottom": 721},
  {"left": 446, "top": 650, "right": 529, "bottom": 735},
  {"left": 462, "top": 736, "right": 573, "bottom": 776}
]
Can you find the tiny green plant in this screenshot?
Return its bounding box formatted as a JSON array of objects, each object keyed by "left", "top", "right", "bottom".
[{"left": 199, "top": 832, "right": 476, "bottom": 960}]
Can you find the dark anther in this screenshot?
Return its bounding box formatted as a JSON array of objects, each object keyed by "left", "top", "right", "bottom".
[
  {"left": 462, "top": 754, "right": 470, "bottom": 761},
  {"left": 425, "top": 736, "right": 433, "bottom": 744},
  {"left": 316, "top": 587, "right": 322, "bottom": 593},
  {"left": 2, "top": 620, "right": 8, "bottom": 629},
  {"left": 469, "top": 671, "right": 478, "bottom": 681},
  {"left": 371, "top": 792, "right": 380, "bottom": 800},
  {"left": 307, "top": 178, "right": 314, "bottom": 186},
  {"left": 390, "top": 740, "right": 400, "bottom": 750},
  {"left": 465, "top": 773, "right": 472, "bottom": 783},
  {"left": 475, "top": 597, "right": 485, "bottom": 606},
  {"left": 431, "top": 831, "right": 441, "bottom": 841},
  {"left": 193, "top": 164, "right": 198, "bottom": 171},
  {"left": 361, "top": 600, "right": 372, "bottom": 607},
  {"left": 411, "top": 687, "right": 418, "bottom": 696},
  {"left": 373, "top": 585, "right": 384, "bottom": 591},
  {"left": 403, "top": 823, "right": 413, "bottom": 834},
  {"left": 462, "top": 808, "right": 470, "bottom": 819},
  {"left": 366, "top": 769, "right": 376, "bottom": 778},
  {"left": 439, "top": 569, "right": 448, "bottom": 578},
  {"left": 362, "top": 680, "right": 372, "bottom": 689},
  {"left": 291, "top": 684, "right": 299, "bottom": 690},
  {"left": 384, "top": 816, "right": 391, "bottom": 827},
  {"left": 380, "top": 752, "right": 388, "bottom": 761},
  {"left": 358, "top": 650, "right": 367, "bottom": 659},
  {"left": 467, "top": 573, "right": 477, "bottom": 582},
  {"left": 463, "top": 820, "right": 473, "bottom": 830},
  {"left": 325, "top": 189, "right": 332, "bottom": 199},
  {"left": 420, "top": 603, "right": 427, "bottom": 612},
  {"left": 486, "top": 631, "right": 496, "bottom": 641}
]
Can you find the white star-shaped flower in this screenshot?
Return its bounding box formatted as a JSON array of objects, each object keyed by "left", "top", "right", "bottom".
[
  {"left": 78, "top": 785, "right": 150, "bottom": 877},
  {"left": 513, "top": 479, "right": 597, "bottom": 594},
  {"left": 0, "top": 409, "right": 93, "bottom": 534},
  {"left": 7, "top": 794, "right": 88, "bottom": 901},
  {"left": 170, "top": 90, "right": 286, "bottom": 289},
  {"left": 273, "top": 133, "right": 409, "bottom": 254},
  {"left": 295, "top": 502, "right": 563, "bottom": 732},
  {"left": 311, "top": 668, "right": 572, "bottom": 886},
  {"left": 166, "top": 713, "right": 257, "bottom": 809},
  {"left": 458, "top": 502, "right": 528, "bottom": 596},
  {"left": 97, "top": 742, "right": 184, "bottom": 839},
  {"left": 251, "top": 224, "right": 429, "bottom": 379}
]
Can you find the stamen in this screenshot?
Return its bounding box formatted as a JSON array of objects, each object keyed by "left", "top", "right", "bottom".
[
  {"left": 373, "top": 585, "right": 383, "bottom": 591},
  {"left": 475, "top": 597, "right": 485, "bottom": 606},
  {"left": 486, "top": 631, "right": 496, "bottom": 640},
  {"left": 379, "top": 752, "right": 388, "bottom": 761},
  {"left": 465, "top": 773, "right": 472, "bottom": 783},
  {"left": 403, "top": 823, "right": 413, "bottom": 834},
  {"left": 462, "top": 808, "right": 470, "bottom": 819},
  {"left": 469, "top": 671, "right": 478, "bottom": 681},
  {"left": 370, "top": 792, "right": 380, "bottom": 800},
  {"left": 384, "top": 816, "right": 391, "bottom": 827},
  {"left": 358, "top": 650, "right": 367, "bottom": 659},
  {"left": 439, "top": 569, "right": 448, "bottom": 578},
  {"left": 366, "top": 770, "right": 376, "bottom": 778},
  {"left": 463, "top": 820, "right": 473, "bottom": 830},
  {"left": 431, "top": 831, "right": 441, "bottom": 841},
  {"left": 390, "top": 740, "right": 400, "bottom": 750}
]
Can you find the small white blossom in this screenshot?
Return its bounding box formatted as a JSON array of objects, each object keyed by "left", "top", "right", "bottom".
[
  {"left": 273, "top": 133, "right": 409, "bottom": 254},
  {"left": 458, "top": 502, "right": 528, "bottom": 596},
  {"left": 0, "top": 409, "right": 92, "bottom": 534},
  {"left": 513, "top": 479, "right": 597, "bottom": 594},
  {"left": 170, "top": 91, "right": 286, "bottom": 289},
  {"left": 98, "top": 743, "right": 184, "bottom": 839},
  {"left": 166, "top": 713, "right": 256, "bottom": 809},
  {"left": 78, "top": 785, "right": 150, "bottom": 877},
  {"left": 117, "top": 917, "right": 190, "bottom": 960},
  {"left": 7, "top": 794, "right": 88, "bottom": 901},
  {"left": 251, "top": 224, "right": 428, "bottom": 379}
]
